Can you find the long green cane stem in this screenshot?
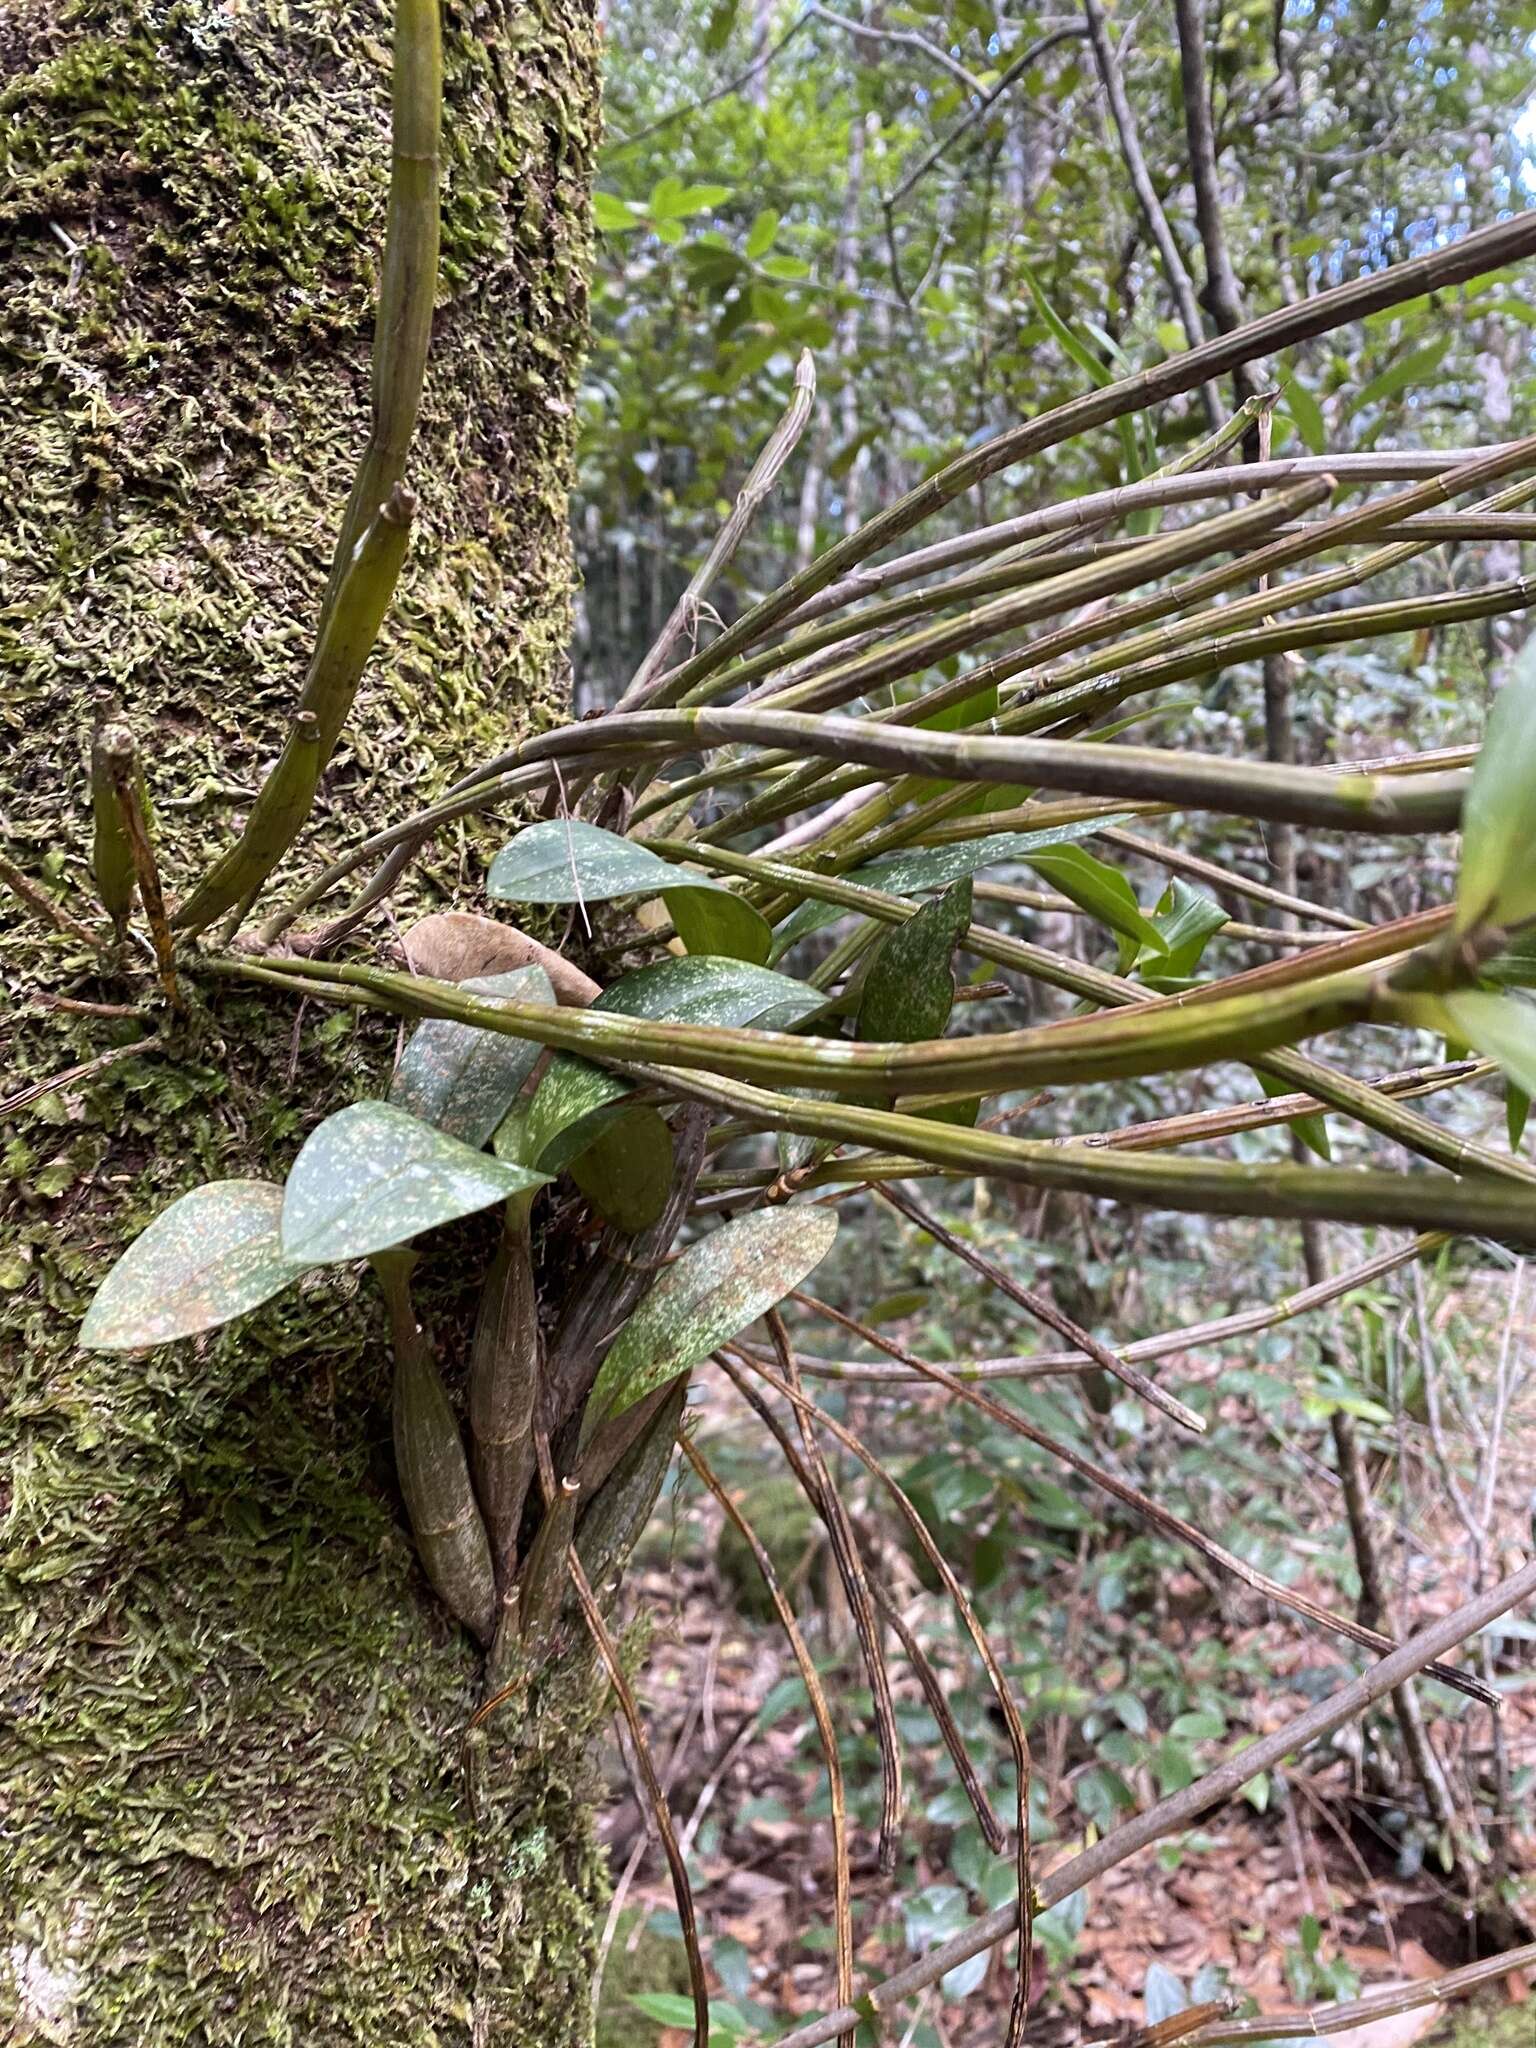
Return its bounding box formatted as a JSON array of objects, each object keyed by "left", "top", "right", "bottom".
[
  {"left": 318, "top": 0, "right": 441, "bottom": 622},
  {"left": 176, "top": 489, "right": 416, "bottom": 937},
  {"left": 515, "top": 707, "right": 1470, "bottom": 833},
  {"left": 773, "top": 446, "right": 1521, "bottom": 626},
  {"left": 216, "top": 948, "right": 1387, "bottom": 1095},
  {"left": 644, "top": 213, "right": 1536, "bottom": 704}
]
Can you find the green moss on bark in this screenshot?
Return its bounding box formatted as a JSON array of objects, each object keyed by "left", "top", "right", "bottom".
[{"left": 1, "top": 2, "right": 606, "bottom": 2040}]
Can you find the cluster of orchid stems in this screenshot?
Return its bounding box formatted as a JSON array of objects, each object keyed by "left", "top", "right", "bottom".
[{"left": 23, "top": 6, "right": 1536, "bottom": 2046}]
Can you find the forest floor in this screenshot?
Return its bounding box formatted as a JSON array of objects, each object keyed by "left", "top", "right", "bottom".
[{"left": 592, "top": 1359, "right": 1536, "bottom": 2048}]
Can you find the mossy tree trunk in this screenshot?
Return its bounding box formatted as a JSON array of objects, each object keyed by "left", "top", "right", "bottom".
[{"left": 1, "top": 3, "right": 607, "bottom": 2040}]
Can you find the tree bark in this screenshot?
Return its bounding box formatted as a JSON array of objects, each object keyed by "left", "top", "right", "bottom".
[{"left": 1, "top": 3, "right": 604, "bottom": 2041}]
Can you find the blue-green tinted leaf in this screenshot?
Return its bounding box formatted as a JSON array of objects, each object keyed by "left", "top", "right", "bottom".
[
  {"left": 768, "top": 817, "right": 1134, "bottom": 960},
  {"left": 81, "top": 1180, "right": 307, "bottom": 1351},
  {"left": 583, "top": 1207, "right": 838, "bottom": 1440},
  {"left": 388, "top": 966, "right": 552, "bottom": 1146},
  {"left": 490, "top": 819, "right": 674, "bottom": 902},
  {"left": 489, "top": 822, "right": 761, "bottom": 955},
  {"left": 526, "top": 956, "right": 823, "bottom": 1169},
  {"left": 1144, "top": 1963, "right": 1188, "bottom": 2026},
  {"left": 282, "top": 1102, "right": 546, "bottom": 1265}
]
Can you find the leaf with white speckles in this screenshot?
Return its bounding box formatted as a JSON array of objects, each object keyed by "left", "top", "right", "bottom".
[
  {"left": 81, "top": 1180, "right": 308, "bottom": 1350},
  {"left": 281, "top": 1101, "right": 548, "bottom": 1265},
  {"left": 525, "top": 955, "right": 823, "bottom": 1170},
  {"left": 388, "top": 966, "right": 552, "bottom": 1146},
  {"left": 581, "top": 1207, "right": 838, "bottom": 1442},
  {"left": 857, "top": 878, "right": 972, "bottom": 1043},
  {"left": 489, "top": 820, "right": 770, "bottom": 960}
]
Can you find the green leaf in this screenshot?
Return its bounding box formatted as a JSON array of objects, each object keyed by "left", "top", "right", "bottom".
[
  {"left": 744, "top": 207, "right": 779, "bottom": 260},
  {"left": 525, "top": 956, "right": 822, "bottom": 1169},
  {"left": 489, "top": 820, "right": 767, "bottom": 957},
  {"left": 1144, "top": 881, "right": 1228, "bottom": 978},
  {"left": 1346, "top": 335, "right": 1450, "bottom": 417},
  {"left": 282, "top": 1102, "right": 547, "bottom": 1265},
  {"left": 906, "top": 684, "right": 999, "bottom": 807},
  {"left": 664, "top": 883, "right": 771, "bottom": 964},
  {"left": 1169, "top": 1707, "right": 1226, "bottom": 1741},
  {"left": 648, "top": 177, "right": 731, "bottom": 220},
  {"left": 81, "top": 1180, "right": 308, "bottom": 1351},
  {"left": 1457, "top": 642, "right": 1536, "bottom": 933},
  {"left": 1283, "top": 378, "right": 1328, "bottom": 454},
  {"left": 1441, "top": 990, "right": 1536, "bottom": 1099},
  {"left": 388, "top": 966, "right": 552, "bottom": 1147},
  {"left": 568, "top": 1107, "right": 675, "bottom": 1234},
  {"left": 628, "top": 1992, "right": 752, "bottom": 2045},
  {"left": 1024, "top": 843, "right": 1163, "bottom": 952},
  {"left": 1021, "top": 262, "right": 1142, "bottom": 486},
  {"left": 1509, "top": 1083, "right": 1530, "bottom": 1153},
  {"left": 1484, "top": 927, "right": 1536, "bottom": 987},
  {"left": 703, "top": 0, "right": 737, "bottom": 52},
  {"left": 592, "top": 191, "right": 639, "bottom": 233},
  {"left": 862, "top": 817, "right": 1134, "bottom": 895},
  {"left": 627, "top": 1993, "right": 697, "bottom": 2027},
  {"left": 858, "top": 880, "right": 972, "bottom": 1043},
  {"left": 1255, "top": 1068, "right": 1331, "bottom": 1161},
  {"left": 583, "top": 1207, "right": 838, "bottom": 1440}
]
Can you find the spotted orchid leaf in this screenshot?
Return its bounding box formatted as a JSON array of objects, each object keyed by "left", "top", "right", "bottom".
[
  {"left": 282, "top": 1101, "right": 547, "bottom": 1265},
  {"left": 388, "top": 965, "right": 552, "bottom": 1147},
  {"left": 581, "top": 1206, "right": 838, "bottom": 1442},
  {"left": 81, "top": 1180, "right": 308, "bottom": 1351}
]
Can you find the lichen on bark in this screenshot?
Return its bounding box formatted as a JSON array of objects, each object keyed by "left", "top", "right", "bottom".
[{"left": 0, "top": 2, "right": 607, "bottom": 2040}]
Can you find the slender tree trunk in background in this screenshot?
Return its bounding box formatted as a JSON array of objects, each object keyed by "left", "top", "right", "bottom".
[
  {"left": 1, "top": 4, "right": 604, "bottom": 2041},
  {"left": 795, "top": 108, "right": 865, "bottom": 567},
  {"left": 1168, "top": 0, "right": 1470, "bottom": 1875},
  {"left": 837, "top": 115, "right": 868, "bottom": 538}
]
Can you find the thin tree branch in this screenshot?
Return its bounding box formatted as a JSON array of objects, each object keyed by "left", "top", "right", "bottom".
[
  {"left": 884, "top": 27, "right": 1091, "bottom": 211},
  {"left": 1172, "top": 0, "right": 1262, "bottom": 413},
  {"left": 565, "top": 1546, "right": 709, "bottom": 2048},
  {"left": 609, "top": 14, "right": 814, "bottom": 153},
  {"left": 1081, "top": 0, "right": 1222, "bottom": 426},
  {"left": 808, "top": 5, "right": 983, "bottom": 93}
]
